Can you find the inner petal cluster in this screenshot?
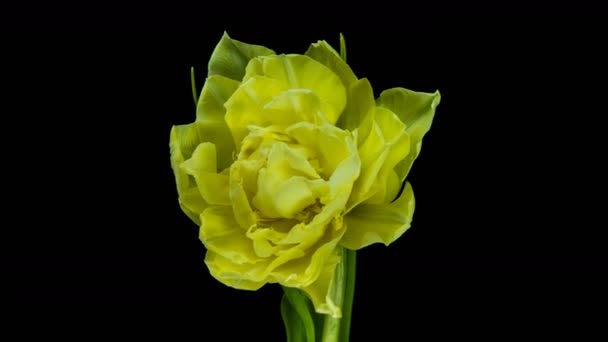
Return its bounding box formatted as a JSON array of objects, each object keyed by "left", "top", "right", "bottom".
[{"left": 232, "top": 125, "right": 331, "bottom": 259}]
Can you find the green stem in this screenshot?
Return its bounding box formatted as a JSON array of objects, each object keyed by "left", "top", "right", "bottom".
[
  {"left": 340, "top": 248, "right": 356, "bottom": 342},
  {"left": 190, "top": 66, "right": 198, "bottom": 106},
  {"left": 339, "top": 33, "right": 347, "bottom": 62},
  {"left": 321, "top": 247, "right": 356, "bottom": 342}
]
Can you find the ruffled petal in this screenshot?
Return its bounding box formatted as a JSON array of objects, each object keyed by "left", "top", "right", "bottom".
[
  {"left": 337, "top": 77, "right": 376, "bottom": 134},
  {"left": 348, "top": 106, "right": 411, "bottom": 208},
  {"left": 169, "top": 123, "right": 207, "bottom": 224},
  {"left": 208, "top": 31, "right": 275, "bottom": 82},
  {"left": 244, "top": 54, "right": 347, "bottom": 124},
  {"left": 252, "top": 142, "right": 329, "bottom": 219},
  {"left": 224, "top": 76, "right": 288, "bottom": 147},
  {"left": 180, "top": 143, "right": 231, "bottom": 206},
  {"left": 199, "top": 206, "right": 261, "bottom": 264},
  {"left": 376, "top": 88, "right": 441, "bottom": 182},
  {"left": 304, "top": 39, "right": 357, "bottom": 89},
  {"left": 286, "top": 122, "right": 359, "bottom": 181},
  {"left": 205, "top": 250, "right": 268, "bottom": 291},
  {"left": 341, "top": 181, "right": 415, "bottom": 250},
  {"left": 195, "top": 75, "right": 240, "bottom": 170}
]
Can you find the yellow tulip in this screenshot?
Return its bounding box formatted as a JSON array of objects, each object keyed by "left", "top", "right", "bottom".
[{"left": 170, "top": 32, "right": 440, "bottom": 320}]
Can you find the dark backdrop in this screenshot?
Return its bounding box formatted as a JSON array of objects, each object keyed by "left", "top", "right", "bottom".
[{"left": 5, "top": 14, "right": 607, "bottom": 338}]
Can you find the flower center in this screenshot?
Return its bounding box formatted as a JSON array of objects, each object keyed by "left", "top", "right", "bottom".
[{"left": 236, "top": 125, "right": 329, "bottom": 224}]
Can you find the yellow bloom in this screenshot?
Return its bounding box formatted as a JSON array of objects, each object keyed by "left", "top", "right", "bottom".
[{"left": 170, "top": 32, "right": 440, "bottom": 318}]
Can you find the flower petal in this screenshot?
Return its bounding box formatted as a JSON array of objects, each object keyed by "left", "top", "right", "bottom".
[
  {"left": 336, "top": 77, "right": 376, "bottom": 134},
  {"left": 196, "top": 75, "right": 240, "bottom": 170},
  {"left": 228, "top": 160, "right": 258, "bottom": 230},
  {"left": 205, "top": 250, "right": 268, "bottom": 290},
  {"left": 199, "top": 206, "right": 261, "bottom": 264},
  {"left": 244, "top": 54, "right": 347, "bottom": 124},
  {"left": 169, "top": 123, "right": 207, "bottom": 225},
  {"left": 305, "top": 39, "right": 357, "bottom": 89},
  {"left": 224, "top": 76, "right": 288, "bottom": 147},
  {"left": 274, "top": 217, "right": 344, "bottom": 286},
  {"left": 376, "top": 88, "right": 441, "bottom": 182},
  {"left": 261, "top": 89, "right": 327, "bottom": 126},
  {"left": 180, "top": 143, "right": 231, "bottom": 206},
  {"left": 286, "top": 122, "right": 358, "bottom": 182},
  {"left": 299, "top": 240, "right": 343, "bottom": 318},
  {"left": 348, "top": 106, "right": 411, "bottom": 208},
  {"left": 252, "top": 142, "right": 329, "bottom": 219},
  {"left": 363, "top": 107, "right": 411, "bottom": 205},
  {"left": 208, "top": 32, "right": 275, "bottom": 82},
  {"left": 341, "top": 181, "right": 415, "bottom": 250}
]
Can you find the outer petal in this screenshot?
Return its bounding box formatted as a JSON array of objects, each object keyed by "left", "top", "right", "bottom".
[
  {"left": 342, "top": 181, "right": 415, "bottom": 250},
  {"left": 244, "top": 55, "right": 347, "bottom": 124},
  {"left": 304, "top": 40, "right": 357, "bottom": 89},
  {"left": 363, "top": 107, "right": 411, "bottom": 205},
  {"left": 377, "top": 88, "right": 441, "bottom": 182},
  {"left": 195, "top": 75, "right": 240, "bottom": 170},
  {"left": 199, "top": 206, "right": 261, "bottom": 265},
  {"left": 337, "top": 78, "right": 376, "bottom": 134},
  {"left": 347, "top": 106, "right": 410, "bottom": 208},
  {"left": 169, "top": 123, "right": 207, "bottom": 225},
  {"left": 208, "top": 31, "right": 275, "bottom": 82},
  {"left": 300, "top": 245, "right": 342, "bottom": 318},
  {"left": 180, "top": 143, "right": 231, "bottom": 206},
  {"left": 205, "top": 250, "right": 268, "bottom": 291}
]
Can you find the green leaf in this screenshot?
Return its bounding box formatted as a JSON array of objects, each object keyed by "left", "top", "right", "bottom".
[
  {"left": 282, "top": 294, "right": 306, "bottom": 342},
  {"left": 339, "top": 33, "right": 347, "bottom": 62},
  {"left": 190, "top": 66, "right": 198, "bottom": 106},
  {"left": 208, "top": 32, "right": 275, "bottom": 82},
  {"left": 282, "top": 287, "right": 317, "bottom": 342},
  {"left": 377, "top": 88, "right": 441, "bottom": 182},
  {"left": 338, "top": 248, "right": 356, "bottom": 342}
]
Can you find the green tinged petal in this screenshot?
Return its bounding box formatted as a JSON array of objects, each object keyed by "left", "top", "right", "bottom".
[
  {"left": 208, "top": 32, "right": 275, "bottom": 82},
  {"left": 180, "top": 143, "right": 231, "bottom": 206},
  {"left": 169, "top": 124, "right": 207, "bottom": 225},
  {"left": 336, "top": 78, "right": 375, "bottom": 134},
  {"left": 305, "top": 40, "right": 357, "bottom": 89},
  {"left": 342, "top": 182, "right": 415, "bottom": 250},
  {"left": 376, "top": 88, "right": 441, "bottom": 182},
  {"left": 348, "top": 106, "right": 410, "bottom": 208},
  {"left": 363, "top": 107, "right": 411, "bottom": 204},
  {"left": 196, "top": 75, "right": 240, "bottom": 170},
  {"left": 301, "top": 253, "right": 342, "bottom": 319}
]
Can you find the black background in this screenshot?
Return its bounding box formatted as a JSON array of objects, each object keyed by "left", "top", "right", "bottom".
[{"left": 4, "top": 12, "right": 607, "bottom": 338}]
